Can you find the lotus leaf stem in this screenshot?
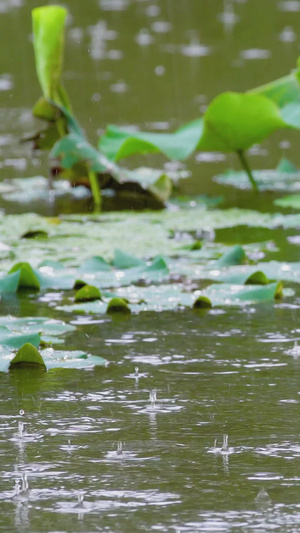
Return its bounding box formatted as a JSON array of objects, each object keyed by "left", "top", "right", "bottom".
[
  {"left": 236, "top": 150, "right": 259, "bottom": 192},
  {"left": 88, "top": 169, "right": 101, "bottom": 212}
]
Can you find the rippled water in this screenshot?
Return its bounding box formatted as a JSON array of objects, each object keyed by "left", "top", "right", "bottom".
[
  {"left": 1, "top": 303, "right": 300, "bottom": 531},
  {"left": 1, "top": 0, "right": 300, "bottom": 531}
]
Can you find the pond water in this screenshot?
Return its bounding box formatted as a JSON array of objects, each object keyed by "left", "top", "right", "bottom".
[{"left": 1, "top": 0, "right": 300, "bottom": 531}]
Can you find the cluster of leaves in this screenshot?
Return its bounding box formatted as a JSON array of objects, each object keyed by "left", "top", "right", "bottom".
[
  {"left": 1, "top": 199, "right": 300, "bottom": 372},
  {"left": 0, "top": 242, "right": 289, "bottom": 371},
  {"left": 28, "top": 6, "right": 300, "bottom": 210},
  {"left": 0, "top": 316, "right": 106, "bottom": 372}
]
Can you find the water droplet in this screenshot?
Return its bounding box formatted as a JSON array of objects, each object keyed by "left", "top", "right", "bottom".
[
  {"left": 21, "top": 473, "right": 28, "bottom": 492},
  {"left": 13, "top": 479, "right": 20, "bottom": 497},
  {"left": 117, "top": 441, "right": 123, "bottom": 455},
  {"left": 77, "top": 492, "right": 84, "bottom": 505},
  {"left": 222, "top": 434, "right": 229, "bottom": 452},
  {"left": 19, "top": 409, "right": 24, "bottom": 416},
  {"left": 150, "top": 389, "right": 157, "bottom": 407},
  {"left": 18, "top": 421, "right": 25, "bottom": 439}
]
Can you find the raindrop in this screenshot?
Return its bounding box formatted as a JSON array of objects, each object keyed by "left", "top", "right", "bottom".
[
  {"left": 279, "top": 26, "right": 296, "bottom": 42},
  {"left": 218, "top": 0, "right": 239, "bottom": 31},
  {"left": 155, "top": 65, "right": 165, "bottom": 76},
  {"left": 135, "top": 29, "right": 153, "bottom": 46}
]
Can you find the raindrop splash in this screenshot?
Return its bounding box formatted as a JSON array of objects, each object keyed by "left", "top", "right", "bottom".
[
  {"left": 222, "top": 434, "right": 229, "bottom": 452},
  {"left": 18, "top": 421, "right": 24, "bottom": 439},
  {"left": 21, "top": 473, "right": 29, "bottom": 493},
  {"left": 117, "top": 440, "right": 123, "bottom": 455},
  {"left": 150, "top": 389, "right": 157, "bottom": 408},
  {"left": 255, "top": 487, "right": 271, "bottom": 504}
]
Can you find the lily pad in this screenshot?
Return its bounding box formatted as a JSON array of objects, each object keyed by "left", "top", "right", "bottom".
[
  {"left": 113, "top": 249, "right": 145, "bottom": 269},
  {"left": 274, "top": 194, "right": 300, "bottom": 209},
  {"left": 200, "top": 282, "right": 283, "bottom": 305},
  {"left": 0, "top": 317, "right": 75, "bottom": 337},
  {"left": 0, "top": 344, "right": 107, "bottom": 372},
  {"left": 0, "top": 176, "right": 91, "bottom": 204},
  {"left": 203, "top": 261, "right": 300, "bottom": 285},
  {"left": 215, "top": 159, "right": 300, "bottom": 192},
  {"left": 215, "top": 245, "right": 247, "bottom": 267},
  {"left": 0, "top": 271, "right": 21, "bottom": 293},
  {"left": 9, "top": 262, "right": 40, "bottom": 290},
  {"left": 0, "top": 329, "right": 41, "bottom": 350},
  {"left": 78, "top": 256, "right": 111, "bottom": 273},
  {"left": 40, "top": 348, "right": 107, "bottom": 370}
]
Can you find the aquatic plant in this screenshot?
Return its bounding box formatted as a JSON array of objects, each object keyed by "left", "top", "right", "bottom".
[
  {"left": 29, "top": 6, "right": 300, "bottom": 200},
  {"left": 29, "top": 6, "right": 175, "bottom": 210},
  {"left": 100, "top": 67, "right": 300, "bottom": 191}
]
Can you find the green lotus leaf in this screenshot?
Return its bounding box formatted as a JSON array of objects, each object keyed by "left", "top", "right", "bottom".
[
  {"left": 274, "top": 194, "right": 300, "bottom": 209},
  {"left": 215, "top": 245, "right": 247, "bottom": 267},
  {"left": 197, "top": 92, "right": 286, "bottom": 153},
  {"left": 106, "top": 298, "right": 131, "bottom": 315},
  {"left": 9, "top": 262, "right": 40, "bottom": 290},
  {"left": 32, "top": 6, "right": 70, "bottom": 108},
  {"left": 9, "top": 343, "right": 46, "bottom": 369},
  {"left": 113, "top": 249, "right": 145, "bottom": 269},
  {"left": 78, "top": 256, "right": 111, "bottom": 274},
  {"left": 99, "top": 118, "right": 203, "bottom": 161},
  {"left": 0, "top": 271, "right": 21, "bottom": 294},
  {"left": 75, "top": 285, "right": 101, "bottom": 302},
  {"left": 193, "top": 296, "right": 212, "bottom": 309}
]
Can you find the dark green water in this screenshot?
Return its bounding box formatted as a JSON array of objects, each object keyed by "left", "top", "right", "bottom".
[{"left": 1, "top": 1, "right": 300, "bottom": 531}]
